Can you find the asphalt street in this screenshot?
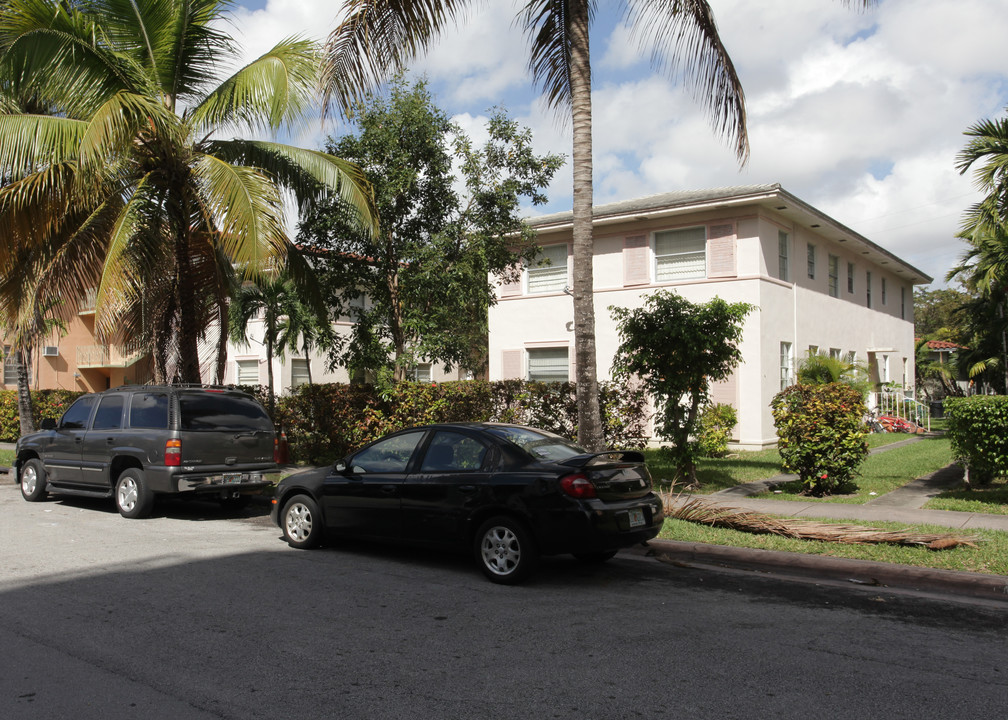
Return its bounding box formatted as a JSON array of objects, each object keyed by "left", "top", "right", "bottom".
[{"left": 1, "top": 479, "right": 1006, "bottom": 720}]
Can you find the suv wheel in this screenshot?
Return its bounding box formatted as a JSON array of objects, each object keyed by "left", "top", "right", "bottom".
[
  {"left": 20, "top": 458, "right": 48, "bottom": 502},
  {"left": 115, "top": 468, "right": 154, "bottom": 519}
]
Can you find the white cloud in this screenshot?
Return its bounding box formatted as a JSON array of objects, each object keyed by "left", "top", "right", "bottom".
[{"left": 226, "top": 0, "right": 1008, "bottom": 284}]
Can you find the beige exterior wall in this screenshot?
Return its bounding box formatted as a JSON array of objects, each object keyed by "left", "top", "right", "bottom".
[{"left": 489, "top": 193, "right": 923, "bottom": 449}]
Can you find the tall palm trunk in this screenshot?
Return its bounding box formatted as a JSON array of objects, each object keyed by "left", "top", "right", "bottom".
[
  {"left": 569, "top": 1, "right": 603, "bottom": 451},
  {"left": 175, "top": 232, "right": 202, "bottom": 383},
  {"left": 15, "top": 348, "right": 34, "bottom": 435}
]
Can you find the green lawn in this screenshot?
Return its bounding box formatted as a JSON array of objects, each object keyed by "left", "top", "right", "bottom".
[
  {"left": 0, "top": 449, "right": 13, "bottom": 467},
  {"left": 754, "top": 436, "right": 953, "bottom": 504},
  {"left": 645, "top": 431, "right": 931, "bottom": 495},
  {"left": 925, "top": 476, "right": 1008, "bottom": 516},
  {"left": 659, "top": 517, "right": 1008, "bottom": 576}
]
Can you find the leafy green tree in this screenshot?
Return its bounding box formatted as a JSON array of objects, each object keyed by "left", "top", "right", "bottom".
[
  {"left": 957, "top": 111, "right": 1008, "bottom": 237},
  {"left": 298, "top": 76, "right": 563, "bottom": 382},
  {"left": 913, "top": 285, "right": 972, "bottom": 345},
  {"left": 0, "top": 0, "right": 374, "bottom": 383},
  {"left": 318, "top": 0, "right": 873, "bottom": 451},
  {"left": 610, "top": 291, "right": 752, "bottom": 485}
]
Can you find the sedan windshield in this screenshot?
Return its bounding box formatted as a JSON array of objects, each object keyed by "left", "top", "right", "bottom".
[{"left": 487, "top": 426, "right": 585, "bottom": 462}]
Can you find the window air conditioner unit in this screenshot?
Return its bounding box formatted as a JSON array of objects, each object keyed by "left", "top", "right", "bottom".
[{"left": 42, "top": 346, "right": 59, "bottom": 357}]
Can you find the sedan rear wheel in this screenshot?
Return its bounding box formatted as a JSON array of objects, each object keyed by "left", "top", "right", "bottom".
[
  {"left": 282, "top": 494, "right": 322, "bottom": 549},
  {"left": 475, "top": 516, "right": 538, "bottom": 585},
  {"left": 20, "top": 458, "right": 48, "bottom": 502}
]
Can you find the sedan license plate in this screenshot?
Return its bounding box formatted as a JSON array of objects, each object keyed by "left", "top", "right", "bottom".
[
  {"left": 223, "top": 473, "right": 243, "bottom": 484},
  {"left": 627, "top": 508, "right": 645, "bottom": 528}
]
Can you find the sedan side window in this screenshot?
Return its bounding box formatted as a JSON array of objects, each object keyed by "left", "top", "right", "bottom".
[
  {"left": 351, "top": 431, "right": 426, "bottom": 474},
  {"left": 58, "top": 396, "right": 96, "bottom": 430},
  {"left": 420, "top": 431, "right": 488, "bottom": 472}
]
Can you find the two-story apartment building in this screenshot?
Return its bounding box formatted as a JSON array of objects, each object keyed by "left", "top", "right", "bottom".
[{"left": 488, "top": 184, "right": 932, "bottom": 449}]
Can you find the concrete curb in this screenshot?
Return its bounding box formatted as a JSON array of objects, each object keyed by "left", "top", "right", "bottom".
[{"left": 642, "top": 538, "right": 1008, "bottom": 603}]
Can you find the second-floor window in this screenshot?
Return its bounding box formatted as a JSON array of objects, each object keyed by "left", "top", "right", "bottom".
[
  {"left": 778, "top": 231, "right": 789, "bottom": 281},
  {"left": 807, "top": 243, "right": 816, "bottom": 279},
  {"left": 527, "top": 244, "right": 569, "bottom": 294},
  {"left": 881, "top": 277, "right": 888, "bottom": 305},
  {"left": 866, "top": 271, "right": 873, "bottom": 308},
  {"left": 828, "top": 255, "right": 839, "bottom": 297},
  {"left": 655, "top": 227, "right": 706, "bottom": 281},
  {"left": 847, "top": 262, "right": 855, "bottom": 294}
]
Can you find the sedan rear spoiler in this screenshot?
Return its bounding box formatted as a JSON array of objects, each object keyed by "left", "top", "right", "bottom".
[{"left": 560, "top": 450, "right": 646, "bottom": 467}]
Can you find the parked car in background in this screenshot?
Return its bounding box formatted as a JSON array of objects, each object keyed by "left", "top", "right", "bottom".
[
  {"left": 16, "top": 385, "right": 279, "bottom": 518},
  {"left": 271, "top": 423, "right": 664, "bottom": 584}
]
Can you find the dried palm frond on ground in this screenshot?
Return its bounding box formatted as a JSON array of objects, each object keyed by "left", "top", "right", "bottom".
[{"left": 663, "top": 492, "right": 980, "bottom": 550}]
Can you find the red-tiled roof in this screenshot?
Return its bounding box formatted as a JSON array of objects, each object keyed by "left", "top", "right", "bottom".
[{"left": 923, "top": 340, "right": 965, "bottom": 350}]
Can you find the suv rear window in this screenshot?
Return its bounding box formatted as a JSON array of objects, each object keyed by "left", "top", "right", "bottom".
[{"left": 179, "top": 392, "right": 273, "bottom": 432}]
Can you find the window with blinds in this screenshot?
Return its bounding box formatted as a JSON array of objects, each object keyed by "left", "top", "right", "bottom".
[
  {"left": 527, "top": 348, "right": 568, "bottom": 383},
  {"left": 237, "top": 359, "right": 259, "bottom": 385},
  {"left": 291, "top": 359, "right": 310, "bottom": 388},
  {"left": 527, "top": 244, "right": 568, "bottom": 294},
  {"left": 655, "top": 227, "right": 706, "bottom": 281}
]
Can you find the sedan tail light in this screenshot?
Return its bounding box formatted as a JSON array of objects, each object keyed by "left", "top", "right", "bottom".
[
  {"left": 165, "top": 439, "right": 182, "bottom": 467},
  {"left": 560, "top": 473, "right": 597, "bottom": 499}
]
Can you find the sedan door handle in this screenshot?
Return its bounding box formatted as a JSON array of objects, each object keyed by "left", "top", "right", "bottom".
[
  {"left": 459, "top": 485, "right": 477, "bottom": 494},
  {"left": 380, "top": 485, "right": 397, "bottom": 495}
]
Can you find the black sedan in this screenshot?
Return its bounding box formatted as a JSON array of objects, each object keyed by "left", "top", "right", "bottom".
[{"left": 270, "top": 423, "right": 664, "bottom": 584}]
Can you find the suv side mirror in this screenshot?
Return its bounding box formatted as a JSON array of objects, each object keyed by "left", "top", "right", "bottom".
[{"left": 40, "top": 417, "right": 56, "bottom": 430}]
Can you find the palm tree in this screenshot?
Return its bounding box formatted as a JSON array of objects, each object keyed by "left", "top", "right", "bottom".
[
  {"left": 229, "top": 274, "right": 301, "bottom": 415},
  {"left": 319, "top": 0, "right": 872, "bottom": 450},
  {"left": 957, "top": 113, "right": 1008, "bottom": 237},
  {"left": 0, "top": 0, "right": 375, "bottom": 383}
]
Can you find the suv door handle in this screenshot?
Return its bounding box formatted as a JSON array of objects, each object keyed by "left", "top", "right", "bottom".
[{"left": 459, "top": 485, "right": 477, "bottom": 494}]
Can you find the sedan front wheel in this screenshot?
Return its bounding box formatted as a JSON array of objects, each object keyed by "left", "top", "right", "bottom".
[
  {"left": 474, "top": 516, "right": 538, "bottom": 585},
  {"left": 281, "top": 494, "right": 322, "bottom": 549}
]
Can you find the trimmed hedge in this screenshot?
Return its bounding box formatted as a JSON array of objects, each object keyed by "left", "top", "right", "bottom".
[
  {"left": 258, "top": 379, "right": 652, "bottom": 464},
  {"left": 944, "top": 395, "right": 1008, "bottom": 485}
]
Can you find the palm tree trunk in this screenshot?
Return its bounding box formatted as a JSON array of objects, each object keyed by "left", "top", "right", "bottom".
[
  {"left": 215, "top": 300, "right": 228, "bottom": 384},
  {"left": 569, "top": 1, "right": 603, "bottom": 451},
  {"left": 266, "top": 327, "right": 276, "bottom": 416},
  {"left": 16, "top": 348, "right": 34, "bottom": 435}
]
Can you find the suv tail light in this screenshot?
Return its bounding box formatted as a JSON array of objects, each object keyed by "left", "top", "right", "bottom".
[
  {"left": 165, "top": 439, "right": 182, "bottom": 467},
  {"left": 274, "top": 437, "right": 279, "bottom": 463},
  {"left": 560, "top": 473, "right": 597, "bottom": 499}
]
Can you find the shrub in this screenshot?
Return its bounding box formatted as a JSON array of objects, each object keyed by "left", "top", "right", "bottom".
[
  {"left": 273, "top": 379, "right": 651, "bottom": 464},
  {"left": 695, "top": 403, "right": 737, "bottom": 458},
  {"left": 771, "top": 383, "right": 869, "bottom": 496},
  {"left": 944, "top": 395, "right": 1008, "bottom": 485},
  {"left": 0, "top": 389, "right": 86, "bottom": 441}
]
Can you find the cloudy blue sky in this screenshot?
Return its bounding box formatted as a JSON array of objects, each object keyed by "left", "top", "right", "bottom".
[{"left": 224, "top": 0, "right": 1008, "bottom": 286}]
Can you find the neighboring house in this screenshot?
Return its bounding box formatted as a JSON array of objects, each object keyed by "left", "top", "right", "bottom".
[
  {"left": 210, "top": 297, "right": 467, "bottom": 394},
  {"left": 2, "top": 288, "right": 152, "bottom": 394},
  {"left": 488, "top": 184, "right": 932, "bottom": 449},
  {"left": 920, "top": 339, "right": 970, "bottom": 398}
]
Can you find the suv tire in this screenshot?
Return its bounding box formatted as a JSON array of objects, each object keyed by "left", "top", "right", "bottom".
[
  {"left": 20, "top": 458, "right": 48, "bottom": 502},
  {"left": 115, "top": 468, "right": 154, "bottom": 519}
]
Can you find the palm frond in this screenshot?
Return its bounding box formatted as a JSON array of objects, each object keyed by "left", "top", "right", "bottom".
[
  {"left": 520, "top": 0, "right": 594, "bottom": 112},
  {"left": 206, "top": 138, "right": 377, "bottom": 234},
  {"left": 624, "top": 0, "right": 748, "bottom": 163},
  {"left": 0, "top": 114, "right": 88, "bottom": 177},
  {"left": 190, "top": 35, "right": 319, "bottom": 136},
  {"left": 192, "top": 153, "right": 289, "bottom": 274},
  {"left": 320, "top": 0, "right": 470, "bottom": 119}
]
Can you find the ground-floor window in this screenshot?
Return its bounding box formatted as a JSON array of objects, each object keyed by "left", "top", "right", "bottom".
[
  {"left": 291, "top": 359, "right": 310, "bottom": 388},
  {"left": 527, "top": 347, "right": 568, "bottom": 383},
  {"left": 780, "top": 342, "right": 793, "bottom": 391},
  {"left": 410, "top": 363, "right": 432, "bottom": 383},
  {"left": 236, "top": 358, "right": 259, "bottom": 385}
]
